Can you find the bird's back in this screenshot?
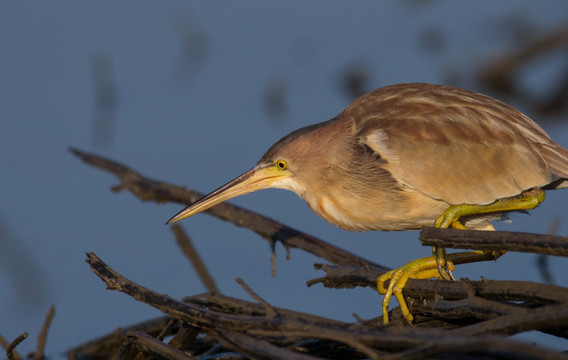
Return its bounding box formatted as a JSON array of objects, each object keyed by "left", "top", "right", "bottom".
[{"left": 346, "top": 83, "right": 568, "bottom": 205}]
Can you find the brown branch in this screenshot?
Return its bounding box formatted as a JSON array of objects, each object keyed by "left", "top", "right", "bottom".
[
  {"left": 217, "top": 330, "right": 325, "bottom": 360},
  {"left": 87, "top": 252, "right": 381, "bottom": 359},
  {"left": 236, "top": 277, "right": 278, "bottom": 318},
  {"left": 114, "top": 331, "right": 198, "bottom": 360},
  {"left": 84, "top": 251, "right": 568, "bottom": 359},
  {"left": 70, "top": 147, "right": 388, "bottom": 271},
  {"left": 310, "top": 263, "right": 568, "bottom": 337},
  {"left": 307, "top": 263, "right": 378, "bottom": 289},
  {"left": 182, "top": 292, "right": 347, "bottom": 327},
  {"left": 34, "top": 304, "right": 55, "bottom": 360},
  {"left": 166, "top": 322, "right": 200, "bottom": 352},
  {"left": 454, "top": 303, "right": 568, "bottom": 337},
  {"left": 420, "top": 228, "right": 568, "bottom": 256},
  {"left": 309, "top": 263, "right": 568, "bottom": 304},
  {"left": 170, "top": 225, "right": 218, "bottom": 293},
  {"left": 67, "top": 316, "right": 175, "bottom": 359},
  {"left": 72, "top": 148, "right": 568, "bottom": 358},
  {"left": 6, "top": 333, "right": 27, "bottom": 360},
  {"left": 412, "top": 293, "right": 568, "bottom": 339},
  {"left": 85, "top": 252, "right": 363, "bottom": 340},
  {"left": 156, "top": 319, "right": 178, "bottom": 342},
  {"left": 383, "top": 336, "right": 568, "bottom": 360},
  {"left": 0, "top": 335, "right": 11, "bottom": 357}
]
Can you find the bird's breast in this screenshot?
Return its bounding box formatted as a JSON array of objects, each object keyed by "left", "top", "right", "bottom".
[
  {"left": 304, "top": 187, "right": 450, "bottom": 232},
  {"left": 310, "top": 196, "right": 367, "bottom": 231}
]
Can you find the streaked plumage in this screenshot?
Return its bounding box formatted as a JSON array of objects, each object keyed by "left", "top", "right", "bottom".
[{"left": 252, "top": 83, "right": 568, "bottom": 231}]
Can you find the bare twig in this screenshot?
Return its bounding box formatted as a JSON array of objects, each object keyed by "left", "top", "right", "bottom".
[
  {"left": 86, "top": 252, "right": 355, "bottom": 337},
  {"left": 453, "top": 303, "right": 568, "bottom": 336},
  {"left": 420, "top": 228, "right": 568, "bottom": 256},
  {"left": 217, "top": 330, "right": 323, "bottom": 360},
  {"left": 170, "top": 225, "right": 218, "bottom": 293},
  {"left": 166, "top": 322, "right": 200, "bottom": 351},
  {"left": 67, "top": 317, "right": 174, "bottom": 359},
  {"left": 70, "top": 147, "right": 388, "bottom": 271},
  {"left": 0, "top": 335, "right": 10, "bottom": 355},
  {"left": 34, "top": 304, "right": 55, "bottom": 360},
  {"left": 236, "top": 277, "right": 277, "bottom": 318},
  {"left": 86, "top": 253, "right": 381, "bottom": 358},
  {"left": 156, "top": 319, "right": 178, "bottom": 342},
  {"left": 84, "top": 252, "right": 568, "bottom": 359},
  {"left": 384, "top": 336, "right": 568, "bottom": 360},
  {"left": 72, "top": 148, "right": 568, "bottom": 359},
  {"left": 310, "top": 263, "right": 568, "bottom": 304},
  {"left": 182, "top": 292, "right": 347, "bottom": 326},
  {"left": 6, "top": 333, "right": 27, "bottom": 360},
  {"left": 114, "top": 331, "right": 198, "bottom": 360}
]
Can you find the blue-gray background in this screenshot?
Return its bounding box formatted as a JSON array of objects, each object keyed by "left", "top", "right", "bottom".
[{"left": 1, "top": 1, "right": 568, "bottom": 356}]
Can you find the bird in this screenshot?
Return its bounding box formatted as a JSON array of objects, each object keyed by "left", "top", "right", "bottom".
[{"left": 166, "top": 83, "right": 568, "bottom": 324}]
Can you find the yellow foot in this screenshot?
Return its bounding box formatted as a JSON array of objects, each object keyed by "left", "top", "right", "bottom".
[
  {"left": 377, "top": 188, "right": 544, "bottom": 324},
  {"left": 377, "top": 256, "right": 454, "bottom": 324}
]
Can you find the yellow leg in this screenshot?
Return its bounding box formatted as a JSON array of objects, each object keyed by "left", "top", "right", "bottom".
[
  {"left": 434, "top": 188, "right": 545, "bottom": 229},
  {"left": 377, "top": 188, "right": 545, "bottom": 324},
  {"left": 432, "top": 188, "right": 544, "bottom": 278}
]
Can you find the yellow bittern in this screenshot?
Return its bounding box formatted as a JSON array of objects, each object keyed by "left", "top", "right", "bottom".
[{"left": 167, "top": 83, "right": 568, "bottom": 324}]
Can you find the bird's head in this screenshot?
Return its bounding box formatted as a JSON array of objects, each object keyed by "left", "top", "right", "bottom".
[{"left": 165, "top": 120, "right": 337, "bottom": 225}]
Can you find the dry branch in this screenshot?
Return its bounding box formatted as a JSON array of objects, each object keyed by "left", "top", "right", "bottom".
[
  {"left": 217, "top": 330, "right": 325, "bottom": 360},
  {"left": 6, "top": 333, "right": 27, "bottom": 360},
  {"left": 70, "top": 148, "right": 568, "bottom": 359},
  {"left": 113, "top": 331, "right": 198, "bottom": 360},
  {"left": 67, "top": 317, "right": 175, "bottom": 359},
  {"left": 166, "top": 322, "right": 200, "bottom": 353},
  {"left": 170, "top": 225, "right": 219, "bottom": 293},
  {"left": 69, "top": 147, "right": 388, "bottom": 271},
  {"left": 420, "top": 228, "right": 568, "bottom": 256},
  {"left": 34, "top": 304, "right": 55, "bottom": 360},
  {"left": 236, "top": 277, "right": 278, "bottom": 318},
  {"left": 0, "top": 335, "right": 13, "bottom": 360},
  {"left": 82, "top": 252, "right": 568, "bottom": 360}
]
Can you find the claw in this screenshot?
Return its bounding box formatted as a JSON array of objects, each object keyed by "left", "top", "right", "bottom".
[{"left": 433, "top": 246, "right": 456, "bottom": 280}]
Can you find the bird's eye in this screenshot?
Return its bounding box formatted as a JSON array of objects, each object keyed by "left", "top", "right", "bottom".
[{"left": 275, "top": 160, "right": 288, "bottom": 170}]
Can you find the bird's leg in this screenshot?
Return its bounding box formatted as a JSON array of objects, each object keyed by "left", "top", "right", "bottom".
[
  {"left": 431, "top": 188, "right": 545, "bottom": 279},
  {"left": 377, "top": 188, "right": 545, "bottom": 325},
  {"left": 432, "top": 213, "right": 467, "bottom": 281},
  {"left": 435, "top": 188, "right": 545, "bottom": 228}
]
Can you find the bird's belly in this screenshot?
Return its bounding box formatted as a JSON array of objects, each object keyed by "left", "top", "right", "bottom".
[{"left": 306, "top": 192, "right": 449, "bottom": 232}]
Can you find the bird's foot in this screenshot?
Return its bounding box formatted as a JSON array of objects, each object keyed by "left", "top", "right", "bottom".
[
  {"left": 433, "top": 246, "right": 456, "bottom": 281},
  {"left": 377, "top": 256, "right": 453, "bottom": 324}
]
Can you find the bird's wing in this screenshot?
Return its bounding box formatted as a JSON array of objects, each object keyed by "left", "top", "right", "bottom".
[{"left": 349, "top": 83, "right": 564, "bottom": 205}]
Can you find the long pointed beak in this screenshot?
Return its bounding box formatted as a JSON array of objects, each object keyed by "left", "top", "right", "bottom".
[{"left": 166, "top": 164, "right": 289, "bottom": 224}]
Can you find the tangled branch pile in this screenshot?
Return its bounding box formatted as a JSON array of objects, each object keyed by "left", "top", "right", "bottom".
[{"left": 64, "top": 149, "right": 568, "bottom": 360}]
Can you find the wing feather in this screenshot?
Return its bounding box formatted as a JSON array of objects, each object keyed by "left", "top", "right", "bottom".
[{"left": 348, "top": 83, "right": 568, "bottom": 204}]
